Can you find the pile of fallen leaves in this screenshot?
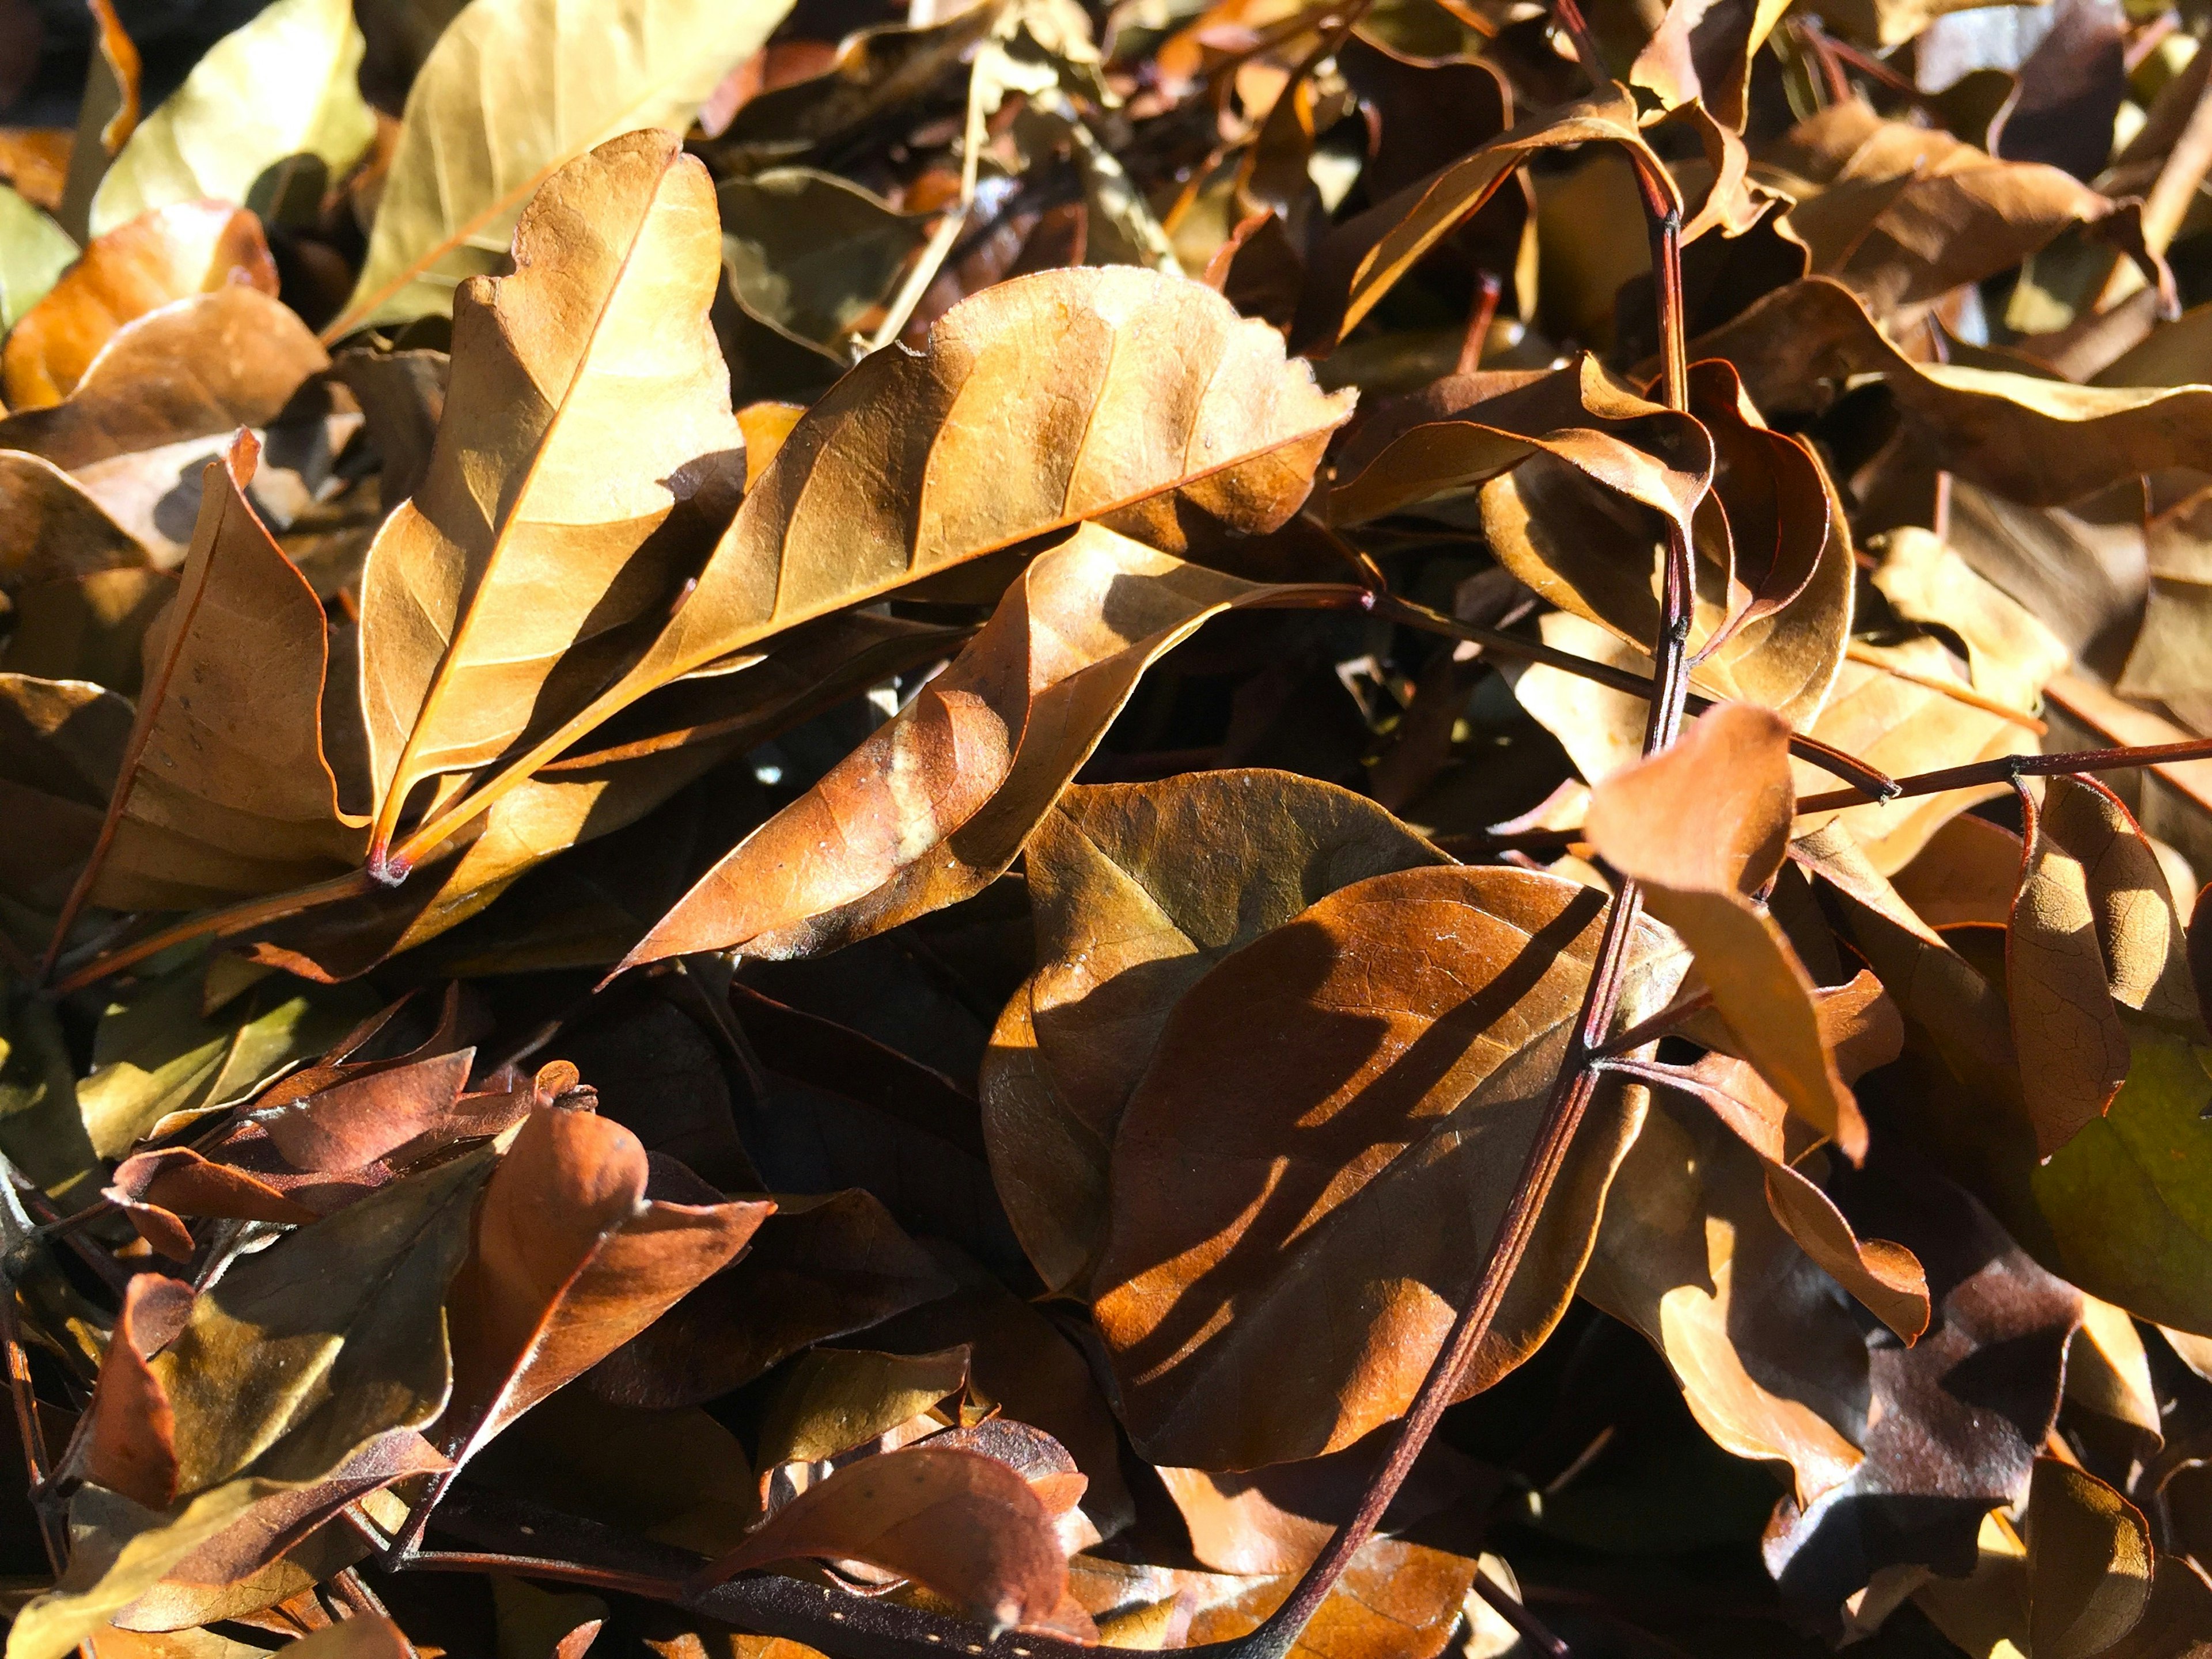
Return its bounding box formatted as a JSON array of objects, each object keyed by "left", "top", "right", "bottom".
[{"left": 8, "top": 0, "right": 2212, "bottom": 1654}]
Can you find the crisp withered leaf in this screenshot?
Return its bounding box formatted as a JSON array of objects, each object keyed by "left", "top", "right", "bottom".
[
  {"left": 584, "top": 1188, "right": 956, "bottom": 1409},
  {"left": 358, "top": 130, "right": 745, "bottom": 857},
  {"left": 2027, "top": 1459, "right": 2154, "bottom": 1659},
  {"left": 1328, "top": 355, "right": 1711, "bottom": 535},
  {"left": 70, "top": 1272, "right": 194, "bottom": 1510},
  {"left": 65, "top": 431, "right": 365, "bottom": 916},
  {"left": 74, "top": 952, "right": 376, "bottom": 1159},
  {"left": 438, "top": 1104, "right": 771, "bottom": 1469},
  {"left": 1581, "top": 1091, "right": 1871, "bottom": 1510},
  {"left": 152, "top": 1147, "right": 490, "bottom": 1493},
  {"left": 1156, "top": 1431, "right": 1488, "bottom": 1576},
  {"left": 984, "top": 770, "right": 1445, "bottom": 1293},
  {"left": 1094, "top": 863, "right": 1682, "bottom": 1468},
  {"left": 263, "top": 612, "right": 958, "bottom": 980},
  {"left": 88, "top": 0, "right": 377, "bottom": 238},
  {"left": 329, "top": 0, "right": 798, "bottom": 335},
  {"left": 1764, "top": 100, "right": 2150, "bottom": 320},
  {"left": 1704, "top": 276, "right": 2212, "bottom": 507},
  {"left": 719, "top": 168, "right": 934, "bottom": 356},
  {"left": 1763, "top": 1160, "right": 2081, "bottom": 1607},
  {"left": 1, "top": 202, "right": 276, "bottom": 410},
  {"left": 1796, "top": 637, "right": 2043, "bottom": 874},
  {"left": 2010, "top": 775, "right": 2201, "bottom": 1158},
  {"left": 620, "top": 525, "right": 1350, "bottom": 969},
  {"left": 7, "top": 1158, "right": 487, "bottom": 1659},
  {"left": 392, "top": 265, "right": 1354, "bottom": 869},
  {"left": 1483, "top": 403, "right": 1853, "bottom": 734},
  {"left": 692, "top": 1446, "right": 1072, "bottom": 1634},
  {"left": 753, "top": 1346, "right": 969, "bottom": 1474},
  {"left": 1585, "top": 702, "right": 1868, "bottom": 1158},
  {"left": 0, "top": 286, "right": 328, "bottom": 474},
  {"left": 0, "top": 452, "right": 145, "bottom": 590},
  {"left": 1630, "top": 0, "right": 1790, "bottom": 130},
  {"left": 1294, "top": 89, "right": 1661, "bottom": 353},
  {"left": 0, "top": 671, "right": 129, "bottom": 912}
]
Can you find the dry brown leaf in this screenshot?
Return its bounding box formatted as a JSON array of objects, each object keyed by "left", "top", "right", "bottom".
[
  {"left": 1586, "top": 702, "right": 1869, "bottom": 1157},
  {"left": 617, "top": 527, "right": 1349, "bottom": 968},
  {"left": 1094, "top": 862, "right": 1683, "bottom": 1468},
  {"left": 2027, "top": 1458, "right": 2154, "bottom": 1659},
  {"left": 439, "top": 1104, "right": 772, "bottom": 1470},
  {"left": 983, "top": 770, "right": 1445, "bottom": 1293},
  {"left": 2, "top": 200, "right": 275, "bottom": 410},
  {"left": 65, "top": 431, "right": 365, "bottom": 916},
  {"left": 384, "top": 264, "right": 1353, "bottom": 874},
  {"left": 1294, "top": 89, "right": 1662, "bottom": 354},
  {"left": 0, "top": 286, "right": 328, "bottom": 476},
  {"left": 691, "top": 1446, "right": 1073, "bottom": 1634},
  {"left": 357, "top": 130, "right": 746, "bottom": 861}
]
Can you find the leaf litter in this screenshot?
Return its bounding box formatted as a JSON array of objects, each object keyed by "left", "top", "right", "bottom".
[{"left": 6, "top": 0, "right": 2212, "bottom": 1656}]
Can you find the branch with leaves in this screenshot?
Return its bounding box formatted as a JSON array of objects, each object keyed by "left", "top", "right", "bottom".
[{"left": 6, "top": 0, "right": 2212, "bottom": 1657}]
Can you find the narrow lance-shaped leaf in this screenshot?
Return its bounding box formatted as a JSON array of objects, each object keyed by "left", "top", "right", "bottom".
[
  {"left": 1093, "top": 863, "right": 1685, "bottom": 1469},
  {"left": 359, "top": 128, "right": 747, "bottom": 863},
  {"left": 618, "top": 524, "right": 1356, "bottom": 969},
  {"left": 327, "top": 0, "right": 800, "bottom": 335},
  {"left": 1584, "top": 702, "right": 1870, "bottom": 1159},
  {"left": 1327, "top": 354, "right": 1713, "bottom": 535},
  {"left": 1293, "top": 88, "right": 1666, "bottom": 354},
  {"left": 88, "top": 0, "right": 377, "bottom": 237},
  {"left": 60, "top": 430, "right": 366, "bottom": 924},
  {"left": 389, "top": 266, "right": 1354, "bottom": 875}
]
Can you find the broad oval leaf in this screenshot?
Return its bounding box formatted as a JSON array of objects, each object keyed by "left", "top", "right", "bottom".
[
  {"left": 329, "top": 0, "right": 800, "bottom": 335},
  {"left": 691, "top": 1445, "right": 1072, "bottom": 1634},
  {"left": 0, "top": 285, "right": 328, "bottom": 474},
  {"left": 1093, "top": 862, "right": 1683, "bottom": 1469},
  {"left": 88, "top": 0, "right": 378, "bottom": 238},
  {"left": 984, "top": 769, "right": 1447, "bottom": 1294}
]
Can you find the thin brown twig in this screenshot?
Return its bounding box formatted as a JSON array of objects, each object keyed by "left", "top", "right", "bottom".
[
  {"left": 0, "top": 1287, "right": 69, "bottom": 1574},
  {"left": 1474, "top": 1573, "right": 1571, "bottom": 1658},
  {"left": 1796, "top": 736, "right": 2212, "bottom": 814},
  {"left": 1238, "top": 12, "right": 1698, "bottom": 1647}
]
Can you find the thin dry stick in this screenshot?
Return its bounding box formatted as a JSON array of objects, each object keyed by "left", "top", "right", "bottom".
[
  {"left": 0, "top": 1289, "right": 69, "bottom": 1574},
  {"left": 1796, "top": 735, "right": 2212, "bottom": 813},
  {"left": 1238, "top": 19, "right": 1697, "bottom": 1649}
]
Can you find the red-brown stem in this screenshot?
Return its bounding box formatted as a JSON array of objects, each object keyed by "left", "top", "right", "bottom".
[
  {"left": 0, "top": 1290, "right": 69, "bottom": 1574},
  {"left": 1242, "top": 13, "right": 1698, "bottom": 1646},
  {"left": 1370, "top": 593, "right": 1899, "bottom": 800},
  {"left": 1457, "top": 272, "right": 1505, "bottom": 376},
  {"left": 49, "top": 867, "right": 383, "bottom": 996},
  {"left": 392, "top": 1547, "right": 685, "bottom": 1602},
  {"left": 1796, "top": 737, "right": 2212, "bottom": 813},
  {"left": 1474, "top": 1574, "right": 1571, "bottom": 1659}
]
